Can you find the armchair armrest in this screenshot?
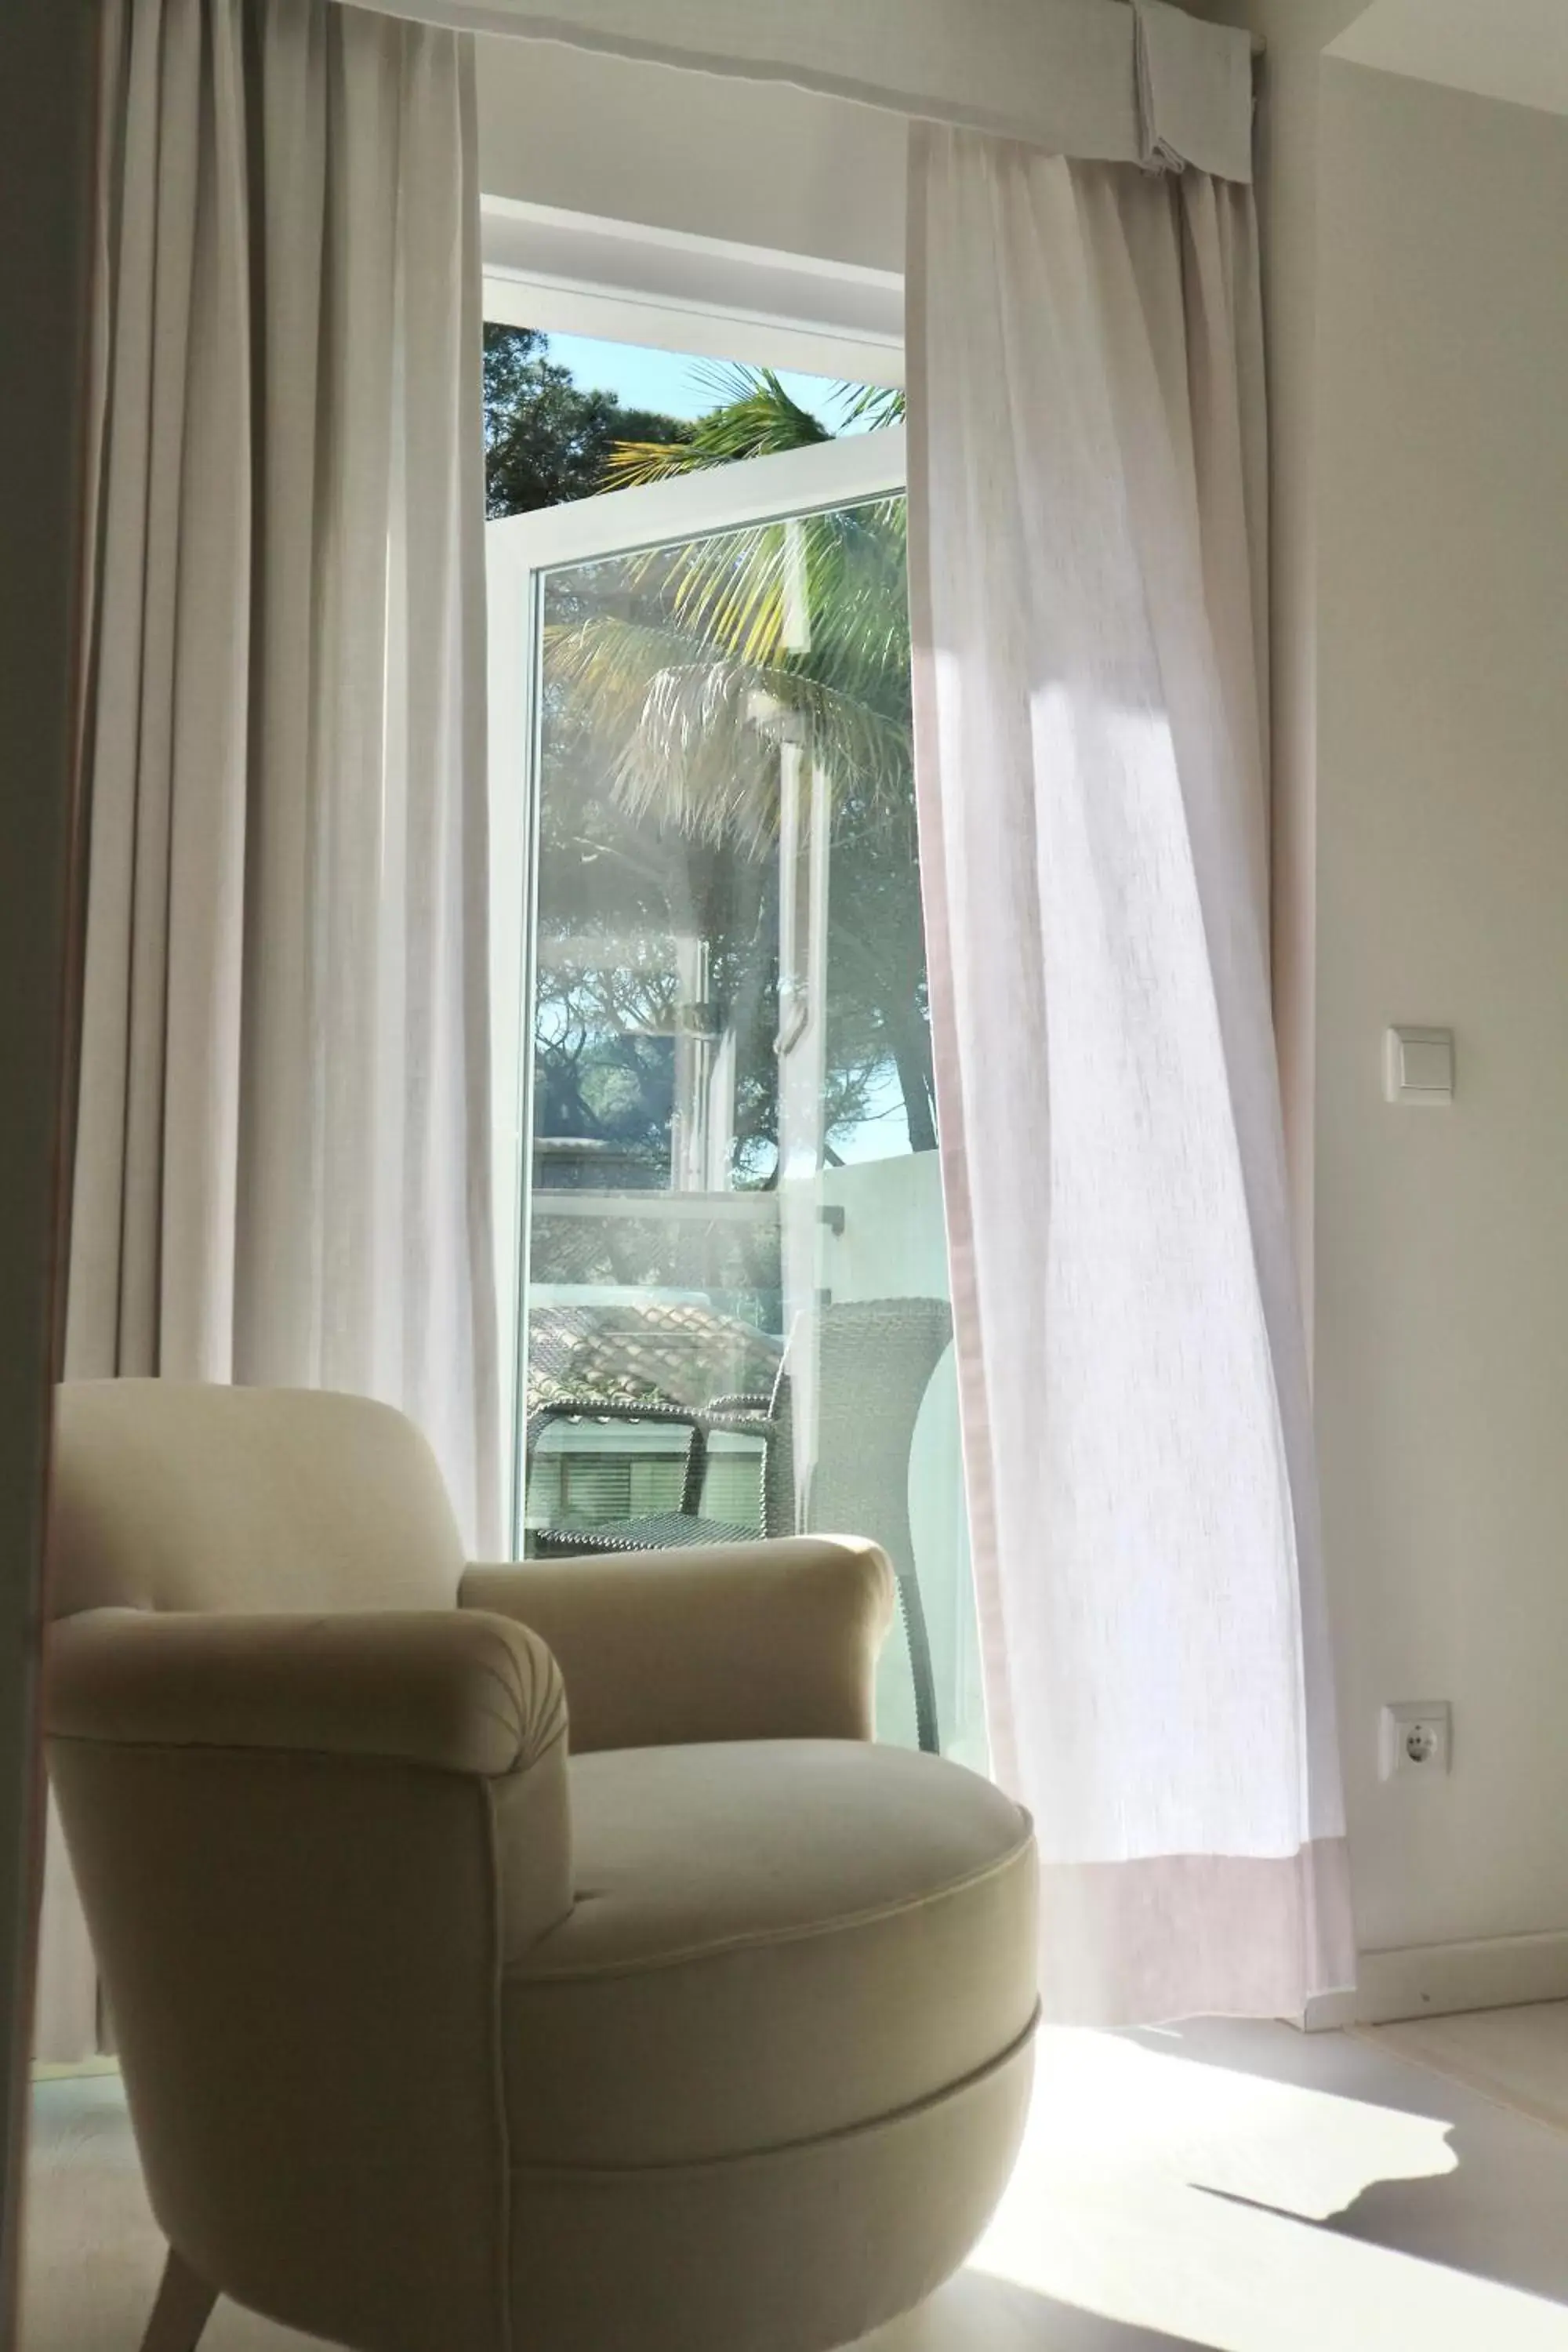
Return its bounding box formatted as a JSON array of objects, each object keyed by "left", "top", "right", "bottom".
[
  {"left": 45, "top": 1603, "right": 572, "bottom": 2348},
  {"left": 459, "top": 1534, "right": 894, "bottom": 1753},
  {"left": 47, "top": 1605, "right": 566, "bottom": 1779}
]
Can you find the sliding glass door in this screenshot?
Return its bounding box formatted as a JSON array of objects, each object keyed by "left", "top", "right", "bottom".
[{"left": 488, "top": 430, "right": 982, "bottom": 1761}]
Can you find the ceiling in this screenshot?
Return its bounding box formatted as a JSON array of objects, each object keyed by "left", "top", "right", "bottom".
[{"left": 1330, "top": 0, "right": 1568, "bottom": 118}]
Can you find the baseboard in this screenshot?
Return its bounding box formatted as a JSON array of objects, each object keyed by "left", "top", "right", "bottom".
[
  {"left": 31, "top": 2055, "right": 120, "bottom": 2082},
  {"left": 1298, "top": 1928, "right": 1568, "bottom": 2031}
]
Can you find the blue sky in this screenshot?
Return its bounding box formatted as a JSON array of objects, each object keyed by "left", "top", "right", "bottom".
[{"left": 543, "top": 331, "right": 853, "bottom": 431}]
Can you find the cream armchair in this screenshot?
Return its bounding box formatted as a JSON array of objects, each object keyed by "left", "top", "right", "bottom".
[{"left": 46, "top": 1381, "right": 1038, "bottom": 2352}]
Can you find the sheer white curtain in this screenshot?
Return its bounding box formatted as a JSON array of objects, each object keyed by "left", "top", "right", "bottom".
[
  {"left": 908, "top": 126, "right": 1353, "bottom": 2024},
  {"left": 40, "top": 0, "right": 497, "bottom": 2056}
]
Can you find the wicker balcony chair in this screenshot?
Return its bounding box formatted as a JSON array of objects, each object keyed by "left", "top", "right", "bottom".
[{"left": 526, "top": 1298, "right": 953, "bottom": 1755}]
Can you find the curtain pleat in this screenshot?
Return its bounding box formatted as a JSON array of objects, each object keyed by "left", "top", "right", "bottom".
[
  {"left": 68, "top": 0, "right": 497, "bottom": 1538},
  {"left": 39, "top": 0, "right": 496, "bottom": 2061},
  {"left": 908, "top": 125, "right": 1353, "bottom": 2025}
]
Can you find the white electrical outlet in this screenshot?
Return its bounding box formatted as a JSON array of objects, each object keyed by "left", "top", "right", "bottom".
[{"left": 1380, "top": 1701, "right": 1451, "bottom": 1780}]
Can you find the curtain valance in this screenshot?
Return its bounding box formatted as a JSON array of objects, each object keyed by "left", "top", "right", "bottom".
[{"left": 338, "top": 0, "right": 1257, "bottom": 183}]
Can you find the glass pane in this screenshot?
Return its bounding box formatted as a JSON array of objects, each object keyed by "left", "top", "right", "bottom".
[{"left": 517, "top": 492, "right": 984, "bottom": 1764}]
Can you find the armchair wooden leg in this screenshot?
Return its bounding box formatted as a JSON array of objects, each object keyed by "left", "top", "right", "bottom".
[{"left": 139, "top": 2249, "right": 218, "bottom": 2352}]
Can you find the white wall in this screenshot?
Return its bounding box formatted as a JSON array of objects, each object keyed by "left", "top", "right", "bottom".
[
  {"left": 476, "top": 34, "right": 906, "bottom": 272},
  {"left": 1331, "top": 0, "right": 1568, "bottom": 121},
  {"left": 1314, "top": 64, "right": 1568, "bottom": 1962},
  {"left": 1174, "top": 2, "right": 1568, "bottom": 2016}
]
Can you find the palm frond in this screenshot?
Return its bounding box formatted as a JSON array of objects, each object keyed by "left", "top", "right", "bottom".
[
  {"left": 833, "top": 382, "right": 907, "bottom": 432},
  {"left": 545, "top": 365, "right": 913, "bottom": 855},
  {"left": 609, "top": 497, "right": 908, "bottom": 684},
  {"left": 545, "top": 612, "right": 912, "bottom": 853},
  {"left": 601, "top": 366, "right": 832, "bottom": 489}
]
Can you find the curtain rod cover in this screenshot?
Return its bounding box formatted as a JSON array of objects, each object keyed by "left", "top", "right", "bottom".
[{"left": 342, "top": 0, "right": 1256, "bottom": 183}]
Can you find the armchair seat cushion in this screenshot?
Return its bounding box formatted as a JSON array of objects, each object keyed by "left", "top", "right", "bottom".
[{"left": 503, "top": 1740, "right": 1036, "bottom": 2170}]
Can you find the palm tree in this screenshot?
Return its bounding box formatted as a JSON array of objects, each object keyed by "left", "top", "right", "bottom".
[{"left": 541, "top": 366, "right": 937, "bottom": 1156}]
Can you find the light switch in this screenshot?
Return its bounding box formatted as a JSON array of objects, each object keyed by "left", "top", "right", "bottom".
[{"left": 1385, "top": 1026, "right": 1454, "bottom": 1104}]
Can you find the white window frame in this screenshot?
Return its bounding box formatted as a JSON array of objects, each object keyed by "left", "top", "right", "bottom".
[
  {"left": 482, "top": 194, "right": 906, "bottom": 389},
  {"left": 488, "top": 423, "right": 909, "bottom": 1544}
]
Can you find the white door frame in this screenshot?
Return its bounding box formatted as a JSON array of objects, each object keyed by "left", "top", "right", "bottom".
[
  {"left": 488, "top": 425, "right": 908, "bottom": 1546},
  {"left": 494, "top": 421, "right": 906, "bottom": 571}
]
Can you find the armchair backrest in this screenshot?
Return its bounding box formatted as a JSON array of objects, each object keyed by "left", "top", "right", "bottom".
[{"left": 50, "top": 1381, "right": 466, "bottom": 1619}]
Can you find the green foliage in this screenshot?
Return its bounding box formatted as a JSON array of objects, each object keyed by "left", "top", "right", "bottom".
[
  {"left": 483, "top": 336, "right": 934, "bottom": 1171},
  {"left": 603, "top": 364, "right": 831, "bottom": 485},
  {"left": 602, "top": 365, "right": 906, "bottom": 487},
  {"left": 483, "top": 324, "right": 691, "bottom": 517},
  {"left": 545, "top": 366, "right": 933, "bottom": 1160}
]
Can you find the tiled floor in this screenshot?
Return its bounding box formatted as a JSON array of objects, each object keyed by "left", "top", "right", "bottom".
[{"left": 25, "top": 2013, "right": 1568, "bottom": 2350}]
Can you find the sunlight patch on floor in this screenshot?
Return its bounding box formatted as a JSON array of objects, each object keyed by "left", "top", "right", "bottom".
[{"left": 971, "top": 2027, "right": 1568, "bottom": 2349}]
